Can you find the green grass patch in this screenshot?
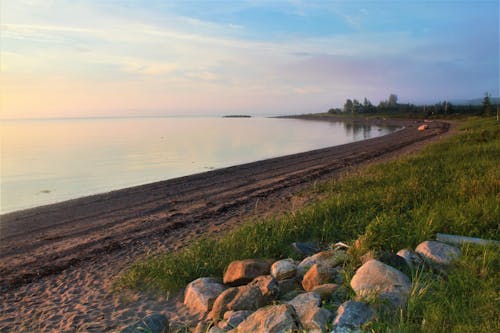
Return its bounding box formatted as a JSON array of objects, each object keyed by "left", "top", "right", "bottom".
[{"left": 115, "top": 117, "right": 499, "bottom": 331}]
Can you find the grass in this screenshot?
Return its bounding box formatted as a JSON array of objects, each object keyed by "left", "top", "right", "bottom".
[{"left": 115, "top": 116, "right": 499, "bottom": 332}]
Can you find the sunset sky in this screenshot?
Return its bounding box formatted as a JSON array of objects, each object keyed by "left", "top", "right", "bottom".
[{"left": 1, "top": 0, "right": 499, "bottom": 119}]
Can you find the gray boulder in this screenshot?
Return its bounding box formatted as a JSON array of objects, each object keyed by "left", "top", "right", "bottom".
[
  {"left": 350, "top": 259, "right": 411, "bottom": 310},
  {"left": 248, "top": 275, "right": 279, "bottom": 300},
  {"left": 209, "top": 285, "right": 267, "bottom": 321},
  {"left": 288, "top": 292, "right": 332, "bottom": 332},
  {"left": 297, "top": 250, "right": 349, "bottom": 277},
  {"left": 415, "top": 241, "right": 461, "bottom": 267},
  {"left": 331, "top": 301, "right": 375, "bottom": 332},
  {"left": 302, "top": 263, "right": 336, "bottom": 291},
  {"left": 120, "top": 313, "right": 169, "bottom": 333},
  {"left": 217, "top": 310, "right": 253, "bottom": 331},
  {"left": 271, "top": 258, "right": 297, "bottom": 281},
  {"left": 232, "top": 304, "right": 301, "bottom": 333},
  {"left": 184, "top": 277, "right": 226, "bottom": 314}
]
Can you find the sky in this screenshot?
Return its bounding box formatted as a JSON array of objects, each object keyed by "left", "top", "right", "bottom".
[{"left": 1, "top": 0, "right": 499, "bottom": 119}]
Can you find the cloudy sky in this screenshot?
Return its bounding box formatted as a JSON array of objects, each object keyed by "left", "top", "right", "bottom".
[{"left": 1, "top": 0, "right": 498, "bottom": 118}]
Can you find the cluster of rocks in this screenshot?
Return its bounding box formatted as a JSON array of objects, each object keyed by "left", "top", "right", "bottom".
[{"left": 121, "top": 240, "right": 461, "bottom": 333}]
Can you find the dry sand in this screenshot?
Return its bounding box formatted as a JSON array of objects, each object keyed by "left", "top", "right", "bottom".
[{"left": 0, "top": 118, "right": 451, "bottom": 332}]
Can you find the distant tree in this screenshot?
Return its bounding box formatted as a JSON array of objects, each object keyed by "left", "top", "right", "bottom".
[
  {"left": 352, "top": 99, "right": 361, "bottom": 113},
  {"left": 328, "top": 108, "right": 342, "bottom": 114},
  {"left": 362, "top": 97, "right": 374, "bottom": 112},
  {"left": 483, "top": 93, "right": 492, "bottom": 116},
  {"left": 344, "top": 99, "right": 353, "bottom": 113},
  {"left": 388, "top": 94, "right": 398, "bottom": 106}
]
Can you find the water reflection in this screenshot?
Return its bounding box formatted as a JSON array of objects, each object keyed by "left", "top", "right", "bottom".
[{"left": 0, "top": 117, "right": 398, "bottom": 214}]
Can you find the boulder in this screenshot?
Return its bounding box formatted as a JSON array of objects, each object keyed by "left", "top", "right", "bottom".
[
  {"left": 209, "top": 285, "right": 267, "bottom": 321},
  {"left": 184, "top": 277, "right": 226, "bottom": 314},
  {"left": 302, "top": 264, "right": 335, "bottom": 291},
  {"left": 297, "top": 250, "right": 349, "bottom": 277},
  {"left": 310, "top": 283, "right": 339, "bottom": 300},
  {"left": 223, "top": 259, "right": 271, "bottom": 286},
  {"left": 217, "top": 310, "right": 253, "bottom": 331},
  {"left": 415, "top": 241, "right": 461, "bottom": 267},
  {"left": 120, "top": 313, "right": 169, "bottom": 333},
  {"left": 291, "top": 242, "right": 320, "bottom": 256},
  {"left": 287, "top": 292, "right": 321, "bottom": 317},
  {"left": 278, "top": 277, "right": 300, "bottom": 297},
  {"left": 350, "top": 259, "right": 411, "bottom": 310},
  {"left": 271, "top": 258, "right": 297, "bottom": 281},
  {"left": 248, "top": 275, "right": 279, "bottom": 300},
  {"left": 232, "top": 304, "right": 301, "bottom": 333},
  {"left": 208, "top": 327, "right": 225, "bottom": 333},
  {"left": 288, "top": 292, "right": 332, "bottom": 332},
  {"left": 361, "top": 250, "right": 411, "bottom": 276},
  {"left": 332, "top": 301, "right": 375, "bottom": 332},
  {"left": 397, "top": 249, "right": 423, "bottom": 268}
]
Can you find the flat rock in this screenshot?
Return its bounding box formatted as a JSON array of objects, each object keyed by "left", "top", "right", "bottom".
[
  {"left": 350, "top": 259, "right": 411, "bottom": 310},
  {"left": 332, "top": 301, "right": 375, "bottom": 332},
  {"left": 120, "top": 313, "right": 169, "bottom": 333},
  {"left": 415, "top": 241, "right": 461, "bottom": 266},
  {"left": 302, "top": 263, "right": 335, "bottom": 291},
  {"left": 271, "top": 258, "right": 297, "bottom": 281},
  {"left": 297, "top": 250, "right": 349, "bottom": 277},
  {"left": 223, "top": 259, "right": 271, "bottom": 286},
  {"left": 184, "top": 277, "right": 226, "bottom": 314},
  {"left": 232, "top": 304, "right": 301, "bottom": 333}
]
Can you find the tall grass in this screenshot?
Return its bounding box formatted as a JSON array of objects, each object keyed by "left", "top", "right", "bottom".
[{"left": 115, "top": 117, "right": 499, "bottom": 331}]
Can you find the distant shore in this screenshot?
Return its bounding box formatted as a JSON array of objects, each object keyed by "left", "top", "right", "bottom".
[{"left": 0, "top": 116, "right": 450, "bottom": 332}]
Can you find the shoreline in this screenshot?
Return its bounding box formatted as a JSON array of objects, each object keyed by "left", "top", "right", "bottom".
[{"left": 0, "top": 117, "right": 451, "bottom": 332}]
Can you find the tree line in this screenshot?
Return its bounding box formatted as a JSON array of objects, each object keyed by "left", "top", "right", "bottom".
[{"left": 328, "top": 93, "right": 497, "bottom": 117}]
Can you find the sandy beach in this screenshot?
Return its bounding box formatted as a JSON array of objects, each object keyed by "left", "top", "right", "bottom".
[{"left": 0, "top": 118, "right": 450, "bottom": 332}]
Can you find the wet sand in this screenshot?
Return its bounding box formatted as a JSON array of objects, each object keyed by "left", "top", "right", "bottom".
[{"left": 0, "top": 118, "right": 450, "bottom": 332}]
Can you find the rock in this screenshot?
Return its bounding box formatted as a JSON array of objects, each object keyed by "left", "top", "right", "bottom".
[
  {"left": 184, "top": 277, "right": 226, "bottom": 314},
  {"left": 415, "top": 241, "right": 461, "bottom": 267},
  {"left": 302, "top": 264, "right": 335, "bottom": 291},
  {"left": 302, "top": 307, "right": 333, "bottom": 333},
  {"left": 280, "top": 289, "right": 305, "bottom": 302},
  {"left": 311, "top": 283, "right": 339, "bottom": 300},
  {"left": 297, "top": 250, "right": 349, "bottom": 277},
  {"left": 248, "top": 275, "right": 279, "bottom": 300},
  {"left": 332, "top": 301, "right": 375, "bottom": 332},
  {"left": 209, "top": 285, "right": 267, "bottom": 321},
  {"left": 418, "top": 124, "right": 429, "bottom": 131},
  {"left": 291, "top": 242, "right": 320, "bottom": 256},
  {"left": 288, "top": 292, "right": 321, "bottom": 317},
  {"left": 288, "top": 292, "right": 332, "bottom": 332},
  {"left": 223, "top": 259, "right": 271, "bottom": 286},
  {"left": 278, "top": 277, "right": 300, "bottom": 297},
  {"left": 271, "top": 258, "right": 297, "bottom": 281},
  {"left": 361, "top": 250, "right": 411, "bottom": 276},
  {"left": 397, "top": 249, "right": 423, "bottom": 268},
  {"left": 350, "top": 259, "right": 411, "bottom": 310},
  {"left": 120, "top": 313, "right": 169, "bottom": 333},
  {"left": 217, "top": 310, "right": 253, "bottom": 331},
  {"left": 208, "top": 327, "right": 225, "bottom": 333},
  {"left": 233, "top": 304, "right": 301, "bottom": 333}
]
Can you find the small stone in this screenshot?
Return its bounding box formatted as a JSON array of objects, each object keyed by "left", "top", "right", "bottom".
[
  {"left": 223, "top": 259, "right": 272, "bottom": 286},
  {"left": 120, "top": 313, "right": 169, "bottom": 333},
  {"left": 233, "top": 304, "right": 301, "bottom": 333},
  {"left": 415, "top": 241, "right": 461, "bottom": 267},
  {"left": 350, "top": 259, "right": 411, "bottom": 310},
  {"left": 184, "top": 277, "right": 226, "bottom": 314},
  {"left": 271, "top": 258, "right": 297, "bottom": 281},
  {"left": 302, "top": 264, "right": 335, "bottom": 291},
  {"left": 332, "top": 301, "right": 375, "bottom": 332},
  {"left": 310, "top": 283, "right": 339, "bottom": 300}
]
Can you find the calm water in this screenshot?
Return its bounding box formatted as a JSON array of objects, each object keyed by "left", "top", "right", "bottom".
[{"left": 0, "top": 117, "right": 399, "bottom": 214}]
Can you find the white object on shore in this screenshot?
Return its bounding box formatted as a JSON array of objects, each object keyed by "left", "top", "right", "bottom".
[{"left": 436, "top": 233, "right": 500, "bottom": 246}]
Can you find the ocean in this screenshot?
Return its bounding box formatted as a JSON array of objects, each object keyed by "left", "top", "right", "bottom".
[{"left": 0, "top": 116, "right": 399, "bottom": 214}]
